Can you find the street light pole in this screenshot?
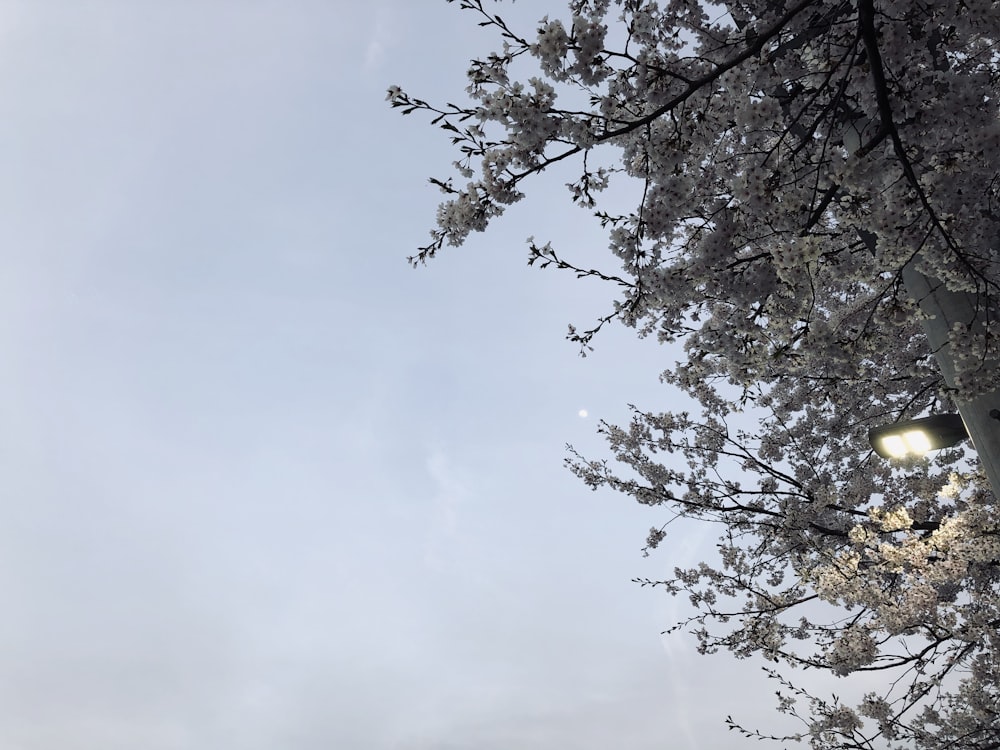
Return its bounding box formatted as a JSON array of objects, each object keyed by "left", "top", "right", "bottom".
[{"left": 902, "top": 262, "right": 1000, "bottom": 496}]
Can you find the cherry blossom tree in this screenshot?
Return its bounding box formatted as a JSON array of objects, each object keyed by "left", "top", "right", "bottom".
[{"left": 389, "top": 1, "right": 1000, "bottom": 747}]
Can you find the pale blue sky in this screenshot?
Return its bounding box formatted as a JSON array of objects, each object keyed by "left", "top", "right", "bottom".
[{"left": 0, "top": 2, "right": 801, "bottom": 748}]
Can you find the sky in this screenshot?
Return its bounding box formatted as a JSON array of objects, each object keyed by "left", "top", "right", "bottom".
[{"left": 0, "top": 2, "right": 817, "bottom": 748}]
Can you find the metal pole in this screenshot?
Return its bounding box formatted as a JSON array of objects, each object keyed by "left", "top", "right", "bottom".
[{"left": 902, "top": 262, "right": 1000, "bottom": 496}]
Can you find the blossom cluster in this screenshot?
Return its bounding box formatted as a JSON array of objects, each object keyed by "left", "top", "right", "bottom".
[{"left": 394, "top": 0, "right": 1000, "bottom": 746}]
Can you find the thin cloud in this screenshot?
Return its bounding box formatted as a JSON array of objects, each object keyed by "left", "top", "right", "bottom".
[
  {"left": 422, "top": 448, "right": 469, "bottom": 569},
  {"left": 364, "top": 6, "right": 395, "bottom": 73}
]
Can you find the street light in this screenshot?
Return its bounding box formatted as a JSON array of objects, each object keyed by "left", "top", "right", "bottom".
[{"left": 868, "top": 413, "right": 969, "bottom": 459}]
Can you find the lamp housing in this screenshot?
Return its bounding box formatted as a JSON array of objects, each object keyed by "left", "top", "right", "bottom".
[{"left": 868, "top": 413, "right": 969, "bottom": 459}]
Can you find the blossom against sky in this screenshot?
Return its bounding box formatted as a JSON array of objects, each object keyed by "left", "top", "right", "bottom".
[{"left": 0, "top": 2, "right": 800, "bottom": 748}]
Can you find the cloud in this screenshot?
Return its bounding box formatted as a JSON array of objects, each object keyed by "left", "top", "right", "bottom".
[
  {"left": 364, "top": 5, "right": 396, "bottom": 73},
  {"left": 422, "top": 448, "right": 470, "bottom": 569}
]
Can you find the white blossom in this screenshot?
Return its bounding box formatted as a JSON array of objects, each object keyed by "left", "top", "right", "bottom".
[{"left": 393, "top": 0, "right": 1000, "bottom": 746}]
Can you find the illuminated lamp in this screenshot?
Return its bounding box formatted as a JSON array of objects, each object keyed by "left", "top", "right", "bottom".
[{"left": 868, "top": 414, "right": 969, "bottom": 459}]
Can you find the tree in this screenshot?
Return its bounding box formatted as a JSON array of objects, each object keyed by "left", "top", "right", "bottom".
[{"left": 389, "top": 1, "right": 1000, "bottom": 747}]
